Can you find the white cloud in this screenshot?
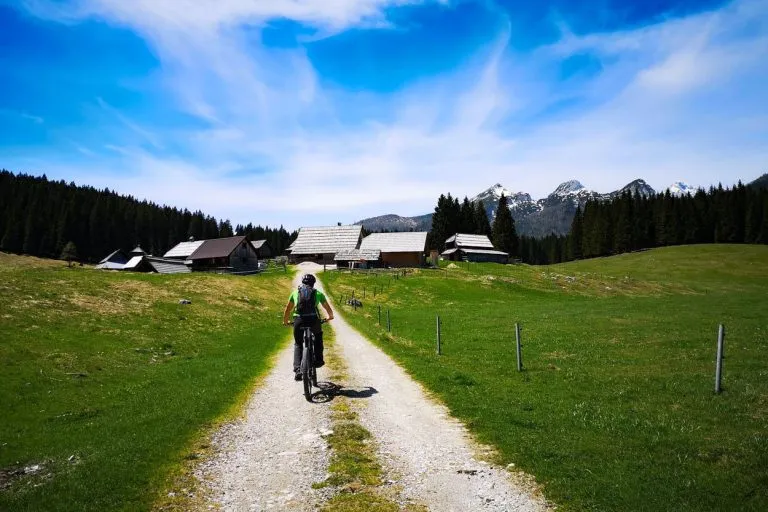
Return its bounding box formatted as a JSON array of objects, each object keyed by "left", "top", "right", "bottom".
[{"left": 18, "top": 0, "right": 768, "bottom": 229}]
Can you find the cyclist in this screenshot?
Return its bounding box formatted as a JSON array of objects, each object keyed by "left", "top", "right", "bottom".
[{"left": 282, "top": 273, "right": 334, "bottom": 381}]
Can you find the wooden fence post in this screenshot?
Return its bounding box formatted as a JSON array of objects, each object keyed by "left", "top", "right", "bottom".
[
  {"left": 515, "top": 323, "right": 523, "bottom": 372},
  {"left": 378, "top": 305, "right": 381, "bottom": 326},
  {"left": 715, "top": 324, "right": 725, "bottom": 393},
  {"left": 436, "top": 315, "right": 441, "bottom": 355},
  {"left": 387, "top": 309, "right": 391, "bottom": 333}
]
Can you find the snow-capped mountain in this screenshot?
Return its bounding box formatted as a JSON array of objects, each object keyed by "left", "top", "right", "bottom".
[
  {"left": 667, "top": 181, "right": 696, "bottom": 196},
  {"left": 610, "top": 179, "right": 656, "bottom": 199},
  {"left": 472, "top": 183, "right": 540, "bottom": 221},
  {"left": 355, "top": 178, "right": 686, "bottom": 237}
]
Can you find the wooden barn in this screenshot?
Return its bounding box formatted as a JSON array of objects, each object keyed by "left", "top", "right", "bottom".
[
  {"left": 359, "top": 231, "right": 428, "bottom": 267},
  {"left": 250, "top": 239, "right": 273, "bottom": 259},
  {"left": 287, "top": 225, "right": 363, "bottom": 264},
  {"left": 162, "top": 235, "right": 259, "bottom": 273},
  {"left": 441, "top": 234, "right": 509, "bottom": 264}
]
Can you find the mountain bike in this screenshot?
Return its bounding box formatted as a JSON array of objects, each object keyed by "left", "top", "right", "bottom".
[{"left": 299, "top": 319, "right": 326, "bottom": 401}]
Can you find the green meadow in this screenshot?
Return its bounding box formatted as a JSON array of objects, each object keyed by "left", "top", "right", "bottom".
[
  {"left": 321, "top": 245, "right": 768, "bottom": 511},
  {"left": 0, "top": 253, "right": 291, "bottom": 511}
]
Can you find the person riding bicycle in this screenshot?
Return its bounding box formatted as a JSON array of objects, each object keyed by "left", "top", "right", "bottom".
[{"left": 282, "top": 273, "right": 333, "bottom": 381}]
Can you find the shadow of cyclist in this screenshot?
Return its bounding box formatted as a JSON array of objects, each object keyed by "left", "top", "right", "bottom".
[{"left": 309, "top": 381, "right": 379, "bottom": 403}]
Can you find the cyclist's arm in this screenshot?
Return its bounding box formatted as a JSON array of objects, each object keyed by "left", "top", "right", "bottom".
[
  {"left": 320, "top": 299, "right": 334, "bottom": 321},
  {"left": 283, "top": 299, "right": 295, "bottom": 325}
]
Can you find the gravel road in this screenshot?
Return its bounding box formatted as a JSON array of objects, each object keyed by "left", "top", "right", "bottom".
[{"left": 199, "top": 263, "right": 548, "bottom": 511}]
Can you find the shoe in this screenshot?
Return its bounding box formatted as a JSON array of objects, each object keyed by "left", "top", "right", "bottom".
[
  {"left": 315, "top": 360, "right": 325, "bottom": 368},
  {"left": 294, "top": 372, "right": 302, "bottom": 381}
]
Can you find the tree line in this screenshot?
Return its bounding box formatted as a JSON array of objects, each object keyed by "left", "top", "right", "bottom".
[
  {"left": 0, "top": 170, "right": 296, "bottom": 262},
  {"left": 522, "top": 181, "right": 768, "bottom": 265},
  {"left": 426, "top": 179, "right": 768, "bottom": 265}
]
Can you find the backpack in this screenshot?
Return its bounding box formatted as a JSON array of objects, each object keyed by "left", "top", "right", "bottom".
[{"left": 296, "top": 285, "right": 318, "bottom": 318}]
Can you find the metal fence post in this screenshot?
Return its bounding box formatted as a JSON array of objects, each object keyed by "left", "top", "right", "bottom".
[
  {"left": 387, "top": 309, "right": 391, "bottom": 332},
  {"left": 715, "top": 324, "right": 725, "bottom": 393},
  {"left": 378, "top": 304, "right": 381, "bottom": 326},
  {"left": 363, "top": 287, "right": 366, "bottom": 299},
  {"left": 515, "top": 323, "right": 523, "bottom": 372},
  {"left": 436, "top": 315, "right": 441, "bottom": 355}
]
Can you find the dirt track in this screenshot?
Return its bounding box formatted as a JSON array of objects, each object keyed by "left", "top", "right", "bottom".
[{"left": 199, "top": 264, "right": 548, "bottom": 511}]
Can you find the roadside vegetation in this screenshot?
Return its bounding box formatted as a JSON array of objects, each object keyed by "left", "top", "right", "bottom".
[
  {"left": 0, "top": 253, "right": 291, "bottom": 511},
  {"left": 321, "top": 245, "right": 768, "bottom": 511}
]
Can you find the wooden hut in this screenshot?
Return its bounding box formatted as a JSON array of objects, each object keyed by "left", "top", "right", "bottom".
[
  {"left": 359, "top": 232, "right": 428, "bottom": 267},
  {"left": 287, "top": 225, "right": 363, "bottom": 264},
  {"left": 441, "top": 234, "right": 509, "bottom": 264},
  {"left": 250, "top": 239, "right": 273, "bottom": 259}
]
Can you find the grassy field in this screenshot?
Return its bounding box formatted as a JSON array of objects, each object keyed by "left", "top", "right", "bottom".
[
  {"left": 321, "top": 245, "right": 768, "bottom": 511},
  {"left": 0, "top": 253, "right": 292, "bottom": 511}
]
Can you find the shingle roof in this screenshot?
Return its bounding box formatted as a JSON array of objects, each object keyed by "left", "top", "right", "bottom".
[
  {"left": 334, "top": 248, "right": 381, "bottom": 261},
  {"left": 360, "top": 232, "right": 428, "bottom": 253},
  {"left": 164, "top": 240, "right": 204, "bottom": 258},
  {"left": 146, "top": 257, "right": 192, "bottom": 274},
  {"left": 99, "top": 249, "right": 128, "bottom": 265},
  {"left": 189, "top": 236, "right": 248, "bottom": 260},
  {"left": 460, "top": 248, "right": 509, "bottom": 256},
  {"left": 289, "top": 225, "right": 362, "bottom": 255},
  {"left": 446, "top": 233, "right": 495, "bottom": 249},
  {"left": 95, "top": 261, "right": 126, "bottom": 270},
  {"left": 123, "top": 255, "right": 146, "bottom": 269}
]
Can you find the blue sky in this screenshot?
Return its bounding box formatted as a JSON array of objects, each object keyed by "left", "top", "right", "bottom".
[{"left": 1, "top": 0, "right": 767, "bottom": 229}]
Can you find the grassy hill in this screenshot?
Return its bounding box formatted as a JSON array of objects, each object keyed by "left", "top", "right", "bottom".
[
  {"left": 0, "top": 253, "right": 291, "bottom": 511},
  {"left": 322, "top": 245, "right": 768, "bottom": 511}
]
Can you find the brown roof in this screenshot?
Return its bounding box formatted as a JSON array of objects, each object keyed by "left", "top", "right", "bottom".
[{"left": 189, "top": 236, "right": 248, "bottom": 260}]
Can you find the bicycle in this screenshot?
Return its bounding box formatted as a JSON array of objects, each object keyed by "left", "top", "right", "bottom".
[{"left": 298, "top": 318, "right": 327, "bottom": 401}]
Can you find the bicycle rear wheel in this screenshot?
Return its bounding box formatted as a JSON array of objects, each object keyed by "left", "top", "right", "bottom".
[{"left": 302, "top": 345, "right": 312, "bottom": 401}]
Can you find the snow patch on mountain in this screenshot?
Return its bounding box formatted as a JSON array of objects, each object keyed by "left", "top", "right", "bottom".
[
  {"left": 667, "top": 181, "right": 696, "bottom": 196},
  {"left": 552, "top": 180, "right": 586, "bottom": 196}
]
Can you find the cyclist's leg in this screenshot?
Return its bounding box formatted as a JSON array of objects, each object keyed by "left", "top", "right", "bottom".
[
  {"left": 292, "top": 317, "right": 303, "bottom": 374},
  {"left": 312, "top": 319, "right": 324, "bottom": 367}
]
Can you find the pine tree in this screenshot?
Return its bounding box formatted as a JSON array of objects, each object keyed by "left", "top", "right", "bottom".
[
  {"left": 60, "top": 241, "right": 78, "bottom": 267},
  {"left": 459, "top": 197, "right": 475, "bottom": 233},
  {"left": 491, "top": 194, "right": 518, "bottom": 257},
  {"left": 428, "top": 194, "right": 449, "bottom": 251},
  {"left": 474, "top": 200, "right": 492, "bottom": 236},
  {"left": 569, "top": 205, "right": 584, "bottom": 260}
]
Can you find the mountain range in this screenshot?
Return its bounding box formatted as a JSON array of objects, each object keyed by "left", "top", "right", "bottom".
[{"left": 355, "top": 179, "right": 706, "bottom": 237}]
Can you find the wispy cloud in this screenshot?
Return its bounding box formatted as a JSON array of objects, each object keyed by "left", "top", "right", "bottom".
[
  {"left": 95, "top": 97, "right": 163, "bottom": 150},
  {"left": 17, "top": 0, "right": 768, "bottom": 228}
]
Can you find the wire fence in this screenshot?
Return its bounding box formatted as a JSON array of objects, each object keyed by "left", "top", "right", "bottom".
[{"left": 331, "top": 270, "right": 731, "bottom": 394}]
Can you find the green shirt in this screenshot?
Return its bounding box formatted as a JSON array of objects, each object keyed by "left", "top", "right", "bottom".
[{"left": 288, "top": 287, "right": 327, "bottom": 317}]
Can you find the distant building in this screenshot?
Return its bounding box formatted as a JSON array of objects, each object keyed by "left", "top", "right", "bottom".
[
  {"left": 95, "top": 249, "right": 129, "bottom": 270},
  {"left": 359, "top": 231, "right": 428, "bottom": 267},
  {"left": 250, "top": 239, "right": 273, "bottom": 259},
  {"left": 287, "top": 225, "right": 363, "bottom": 264},
  {"left": 334, "top": 248, "right": 382, "bottom": 269},
  {"left": 163, "top": 235, "right": 259, "bottom": 273},
  {"left": 441, "top": 234, "right": 509, "bottom": 264}
]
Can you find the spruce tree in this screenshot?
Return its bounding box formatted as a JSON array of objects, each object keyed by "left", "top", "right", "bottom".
[
  {"left": 491, "top": 193, "right": 518, "bottom": 257},
  {"left": 459, "top": 197, "right": 475, "bottom": 233},
  {"left": 474, "top": 200, "right": 492, "bottom": 236},
  {"left": 60, "top": 241, "right": 78, "bottom": 267},
  {"left": 569, "top": 205, "right": 584, "bottom": 260}
]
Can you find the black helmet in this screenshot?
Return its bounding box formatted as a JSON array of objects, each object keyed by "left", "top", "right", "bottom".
[{"left": 301, "top": 274, "right": 316, "bottom": 286}]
